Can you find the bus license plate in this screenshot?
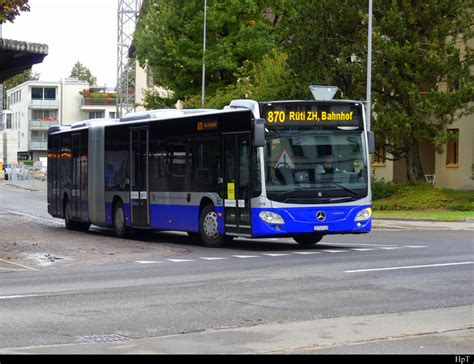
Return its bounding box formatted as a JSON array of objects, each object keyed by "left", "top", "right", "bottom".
[{"left": 314, "top": 225, "right": 328, "bottom": 231}]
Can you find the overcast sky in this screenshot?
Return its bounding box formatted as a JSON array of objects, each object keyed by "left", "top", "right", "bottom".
[{"left": 3, "top": 0, "right": 118, "bottom": 87}]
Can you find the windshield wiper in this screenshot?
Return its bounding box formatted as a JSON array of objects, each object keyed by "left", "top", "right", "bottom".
[
  {"left": 274, "top": 189, "right": 307, "bottom": 199},
  {"left": 330, "top": 182, "right": 359, "bottom": 197}
]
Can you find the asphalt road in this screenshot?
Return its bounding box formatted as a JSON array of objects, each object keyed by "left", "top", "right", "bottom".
[{"left": 0, "top": 182, "right": 472, "bottom": 354}]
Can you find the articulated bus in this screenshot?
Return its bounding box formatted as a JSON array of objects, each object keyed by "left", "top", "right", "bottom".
[{"left": 47, "top": 95, "right": 374, "bottom": 247}]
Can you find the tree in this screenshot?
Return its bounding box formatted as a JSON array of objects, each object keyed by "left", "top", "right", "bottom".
[
  {"left": 0, "top": 0, "right": 29, "bottom": 24},
  {"left": 370, "top": 1, "right": 473, "bottom": 184},
  {"left": 3, "top": 69, "right": 39, "bottom": 90},
  {"left": 277, "top": 0, "right": 474, "bottom": 184},
  {"left": 69, "top": 61, "right": 97, "bottom": 85},
  {"left": 2, "top": 70, "right": 39, "bottom": 108},
  {"left": 133, "top": 0, "right": 278, "bottom": 107}
]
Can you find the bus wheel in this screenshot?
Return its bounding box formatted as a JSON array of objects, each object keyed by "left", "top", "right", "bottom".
[
  {"left": 293, "top": 233, "right": 323, "bottom": 247},
  {"left": 113, "top": 200, "right": 128, "bottom": 238},
  {"left": 200, "top": 204, "right": 225, "bottom": 248}
]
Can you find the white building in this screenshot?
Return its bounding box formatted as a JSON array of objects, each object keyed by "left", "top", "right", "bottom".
[{"left": 0, "top": 79, "right": 117, "bottom": 163}]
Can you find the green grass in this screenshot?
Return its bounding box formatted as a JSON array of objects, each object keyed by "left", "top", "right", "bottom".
[
  {"left": 373, "top": 210, "right": 474, "bottom": 221},
  {"left": 372, "top": 181, "right": 474, "bottom": 221}
]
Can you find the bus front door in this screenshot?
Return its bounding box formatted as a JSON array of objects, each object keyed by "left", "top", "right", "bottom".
[
  {"left": 130, "top": 128, "right": 149, "bottom": 228},
  {"left": 223, "top": 133, "right": 251, "bottom": 237}
]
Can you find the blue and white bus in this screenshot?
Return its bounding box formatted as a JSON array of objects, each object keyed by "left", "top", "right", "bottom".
[{"left": 48, "top": 93, "right": 374, "bottom": 247}]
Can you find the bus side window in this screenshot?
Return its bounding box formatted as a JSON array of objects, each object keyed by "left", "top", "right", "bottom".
[
  {"left": 167, "top": 138, "right": 186, "bottom": 192},
  {"left": 190, "top": 136, "right": 220, "bottom": 192},
  {"left": 149, "top": 138, "right": 167, "bottom": 192}
]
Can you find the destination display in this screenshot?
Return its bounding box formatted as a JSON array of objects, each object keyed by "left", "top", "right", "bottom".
[{"left": 260, "top": 102, "right": 363, "bottom": 127}]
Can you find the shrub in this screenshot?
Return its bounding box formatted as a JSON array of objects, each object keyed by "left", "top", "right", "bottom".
[{"left": 371, "top": 179, "right": 397, "bottom": 200}]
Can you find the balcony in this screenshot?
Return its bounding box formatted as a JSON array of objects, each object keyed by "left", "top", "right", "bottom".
[
  {"left": 30, "top": 140, "right": 48, "bottom": 150},
  {"left": 30, "top": 118, "right": 58, "bottom": 129},
  {"left": 30, "top": 99, "right": 59, "bottom": 108},
  {"left": 81, "top": 97, "right": 116, "bottom": 106}
]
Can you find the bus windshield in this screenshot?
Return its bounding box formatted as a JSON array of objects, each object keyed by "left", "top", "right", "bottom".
[{"left": 262, "top": 127, "right": 368, "bottom": 203}]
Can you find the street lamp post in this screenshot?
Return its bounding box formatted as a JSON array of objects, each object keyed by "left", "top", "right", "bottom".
[
  {"left": 201, "top": 0, "right": 207, "bottom": 107},
  {"left": 366, "top": 0, "right": 373, "bottom": 131}
]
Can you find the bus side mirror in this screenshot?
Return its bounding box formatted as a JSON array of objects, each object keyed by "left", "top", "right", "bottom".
[
  {"left": 254, "top": 118, "right": 265, "bottom": 148},
  {"left": 367, "top": 131, "right": 375, "bottom": 154}
]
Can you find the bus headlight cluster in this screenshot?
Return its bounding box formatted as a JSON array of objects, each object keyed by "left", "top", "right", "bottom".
[
  {"left": 259, "top": 211, "right": 285, "bottom": 225},
  {"left": 354, "top": 208, "right": 372, "bottom": 221}
]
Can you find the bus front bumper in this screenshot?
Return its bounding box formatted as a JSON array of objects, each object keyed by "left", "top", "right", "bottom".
[{"left": 251, "top": 205, "right": 372, "bottom": 237}]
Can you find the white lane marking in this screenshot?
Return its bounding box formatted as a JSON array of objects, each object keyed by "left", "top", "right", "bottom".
[
  {"left": 0, "top": 294, "right": 42, "bottom": 300},
  {"left": 351, "top": 248, "right": 377, "bottom": 251},
  {"left": 0, "top": 258, "right": 38, "bottom": 271},
  {"left": 166, "top": 259, "right": 196, "bottom": 263},
  {"left": 292, "top": 251, "right": 321, "bottom": 255},
  {"left": 323, "top": 242, "right": 397, "bottom": 247},
  {"left": 345, "top": 261, "right": 473, "bottom": 273},
  {"left": 135, "top": 261, "right": 163, "bottom": 264},
  {"left": 232, "top": 255, "right": 260, "bottom": 259},
  {"left": 263, "top": 253, "right": 293, "bottom": 257},
  {"left": 322, "top": 250, "right": 345, "bottom": 253},
  {"left": 378, "top": 247, "right": 402, "bottom": 250},
  {"left": 200, "top": 257, "right": 229, "bottom": 261},
  {"left": 404, "top": 245, "right": 428, "bottom": 248}
]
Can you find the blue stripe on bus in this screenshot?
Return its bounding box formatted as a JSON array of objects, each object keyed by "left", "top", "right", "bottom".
[
  {"left": 105, "top": 203, "right": 370, "bottom": 237},
  {"left": 150, "top": 204, "right": 200, "bottom": 232},
  {"left": 251, "top": 205, "right": 371, "bottom": 237}
]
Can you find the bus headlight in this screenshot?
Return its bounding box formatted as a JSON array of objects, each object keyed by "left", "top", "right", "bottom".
[
  {"left": 355, "top": 208, "right": 372, "bottom": 221},
  {"left": 259, "top": 211, "right": 285, "bottom": 224}
]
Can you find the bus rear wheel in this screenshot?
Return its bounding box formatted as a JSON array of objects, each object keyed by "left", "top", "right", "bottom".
[
  {"left": 293, "top": 233, "right": 323, "bottom": 247},
  {"left": 200, "top": 204, "right": 225, "bottom": 248},
  {"left": 113, "top": 200, "right": 128, "bottom": 238}
]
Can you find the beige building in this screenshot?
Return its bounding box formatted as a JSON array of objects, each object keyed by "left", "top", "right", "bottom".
[
  {"left": 0, "top": 79, "right": 117, "bottom": 163},
  {"left": 371, "top": 113, "right": 473, "bottom": 190},
  {"left": 133, "top": 60, "right": 175, "bottom": 112}
]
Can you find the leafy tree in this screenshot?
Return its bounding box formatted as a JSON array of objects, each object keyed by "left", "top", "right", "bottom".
[
  {"left": 370, "top": 0, "right": 473, "bottom": 184},
  {"left": 2, "top": 70, "right": 38, "bottom": 108},
  {"left": 0, "top": 0, "right": 29, "bottom": 24},
  {"left": 276, "top": 0, "right": 366, "bottom": 100},
  {"left": 277, "top": 0, "right": 474, "bottom": 184},
  {"left": 204, "top": 48, "right": 292, "bottom": 108},
  {"left": 3, "top": 69, "right": 39, "bottom": 90},
  {"left": 69, "top": 61, "right": 97, "bottom": 85},
  {"left": 134, "top": 0, "right": 278, "bottom": 107}
]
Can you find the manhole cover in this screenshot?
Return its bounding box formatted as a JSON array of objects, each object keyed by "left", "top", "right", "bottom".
[{"left": 79, "top": 334, "right": 130, "bottom": 343}]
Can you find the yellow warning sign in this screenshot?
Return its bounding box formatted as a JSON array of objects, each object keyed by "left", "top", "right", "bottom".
[{"left": 227, "top": 182, "right": 235, "bottom": 200}]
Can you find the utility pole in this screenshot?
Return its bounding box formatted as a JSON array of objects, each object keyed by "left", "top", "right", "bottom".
[
  {"left": 366, "top": 0, "right": 373, "bottom": 131},
  {"left": 201, "top": 0, "right": 207, "bottom": 107}
]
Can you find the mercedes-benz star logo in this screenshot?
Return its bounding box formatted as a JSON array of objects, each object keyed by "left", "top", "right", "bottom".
[{"left": 316, "top": 211, "right": 326, "bottom": 222}]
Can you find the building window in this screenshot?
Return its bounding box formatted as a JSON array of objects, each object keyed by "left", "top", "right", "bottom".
[
  {"left": 89, "top": 111, "right": 104, "bottom": 119},
  {"left": 446, "top": 129, "right": 459, "bottom": 168},
  {"left": 32, "top": 109, "right": 58, "bottom": 121},
  {"left": 31, "top": 87, "right": 56, "bottom": 100},
  {"left": 371, "top": 145, "right": 386, "bottom": 167}
]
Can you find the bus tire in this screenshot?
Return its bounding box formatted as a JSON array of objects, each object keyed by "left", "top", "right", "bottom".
[
  {"left": 293, "top": 233, "right": 323, "bottom": 247},
  {"left": 199, "top": 203, "right": 225, "bottom": 248},
  {"left": 113, "top": 200, "right": 128, "bottom": 238}
]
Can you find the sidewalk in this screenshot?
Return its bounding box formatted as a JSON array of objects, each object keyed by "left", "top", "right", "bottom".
[
  {"left": 372, "top": 218, "right": 474, "bottom": 231},
  {"left": 1, "top": 178, "right": 47, "bottom": 192}
]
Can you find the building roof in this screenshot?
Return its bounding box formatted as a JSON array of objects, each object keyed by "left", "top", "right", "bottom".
[{"left": 0, "top": 38, "right": 48, "bottom": 83}]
